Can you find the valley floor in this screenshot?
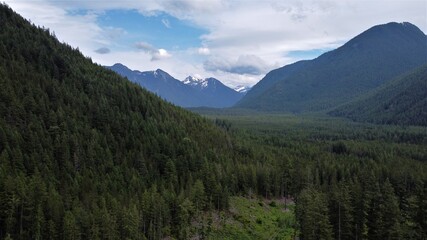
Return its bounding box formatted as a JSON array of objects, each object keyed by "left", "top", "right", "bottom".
[{"left": 192, "top": 110, "right": 427, "bottom": 239}]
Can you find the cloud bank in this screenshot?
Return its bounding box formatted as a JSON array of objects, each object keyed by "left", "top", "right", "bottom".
[
  {"left": 204, "top": 55, "right": 271, "bottom": 75},
  {"left": 4, "top": 0, "right": 426, "bottom": 87}
]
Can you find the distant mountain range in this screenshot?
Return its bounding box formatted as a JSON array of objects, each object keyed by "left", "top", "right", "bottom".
[
  {"left": 109, "top": 22, "right": 427, "bottom": 126},
  {"left": 236, "top": 22, "right": 427, "bottom": 113},
  {"left": 329, "top": 64, "right": 427, "bottom": 126},
  {"left": 107, "top": 63, "right": 247, "bottom": 108}
]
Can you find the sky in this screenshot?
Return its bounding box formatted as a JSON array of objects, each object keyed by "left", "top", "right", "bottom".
[{"left": 4, "top": 0, "right": 427, "bottom": 88}]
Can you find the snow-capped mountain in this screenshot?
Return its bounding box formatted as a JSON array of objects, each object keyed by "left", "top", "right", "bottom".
[
  {"left": 182, "top": 75, "right": 245, "bottom": 107},
  {"left": 183, "top": 76, "right": 232, "bottom": 91},
  {"left": 184, "top": 76, "right": 250, "bottom": 94},
  {"left": 183, "top": 76, "right": 207, "bottom": 88},
  {"left": 107, "top": 63, "right": 245, "bottom": 108}
]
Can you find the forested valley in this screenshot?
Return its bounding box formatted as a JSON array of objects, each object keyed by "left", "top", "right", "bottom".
[
  {"left": 201, "top": 112, "right": 427, "bottom": 239},
  {"left": 0, "top": 4, "right": 426, "bottom": 240}
]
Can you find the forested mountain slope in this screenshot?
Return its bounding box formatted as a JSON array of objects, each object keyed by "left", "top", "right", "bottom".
[
  {"left": 236, "top": 22, "right": 427, "bottom": 112},
  {"left": 330, "top": 64, "right": 427, "bottom": 126},
  {"left": 0, "top": 4, "right": 232, "bottom": 239}
]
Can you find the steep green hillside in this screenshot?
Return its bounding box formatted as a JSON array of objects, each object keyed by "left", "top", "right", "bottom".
[
  {"left": 0, "top": 5, "right": 232, "bottom": 239},
  {"left": 236, "top": 22, "right": 427, "bottom": 112},
  {"left": 330, "top": 65, "right": 427, "bottom": 126}
]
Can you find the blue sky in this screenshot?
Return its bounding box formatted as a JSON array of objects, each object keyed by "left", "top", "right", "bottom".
[
  {"left": 95, "top": 10, "right": 208, "bottom": 51},
  {"left": 5, "top": 0, "right": 427, "bottom": 87}
]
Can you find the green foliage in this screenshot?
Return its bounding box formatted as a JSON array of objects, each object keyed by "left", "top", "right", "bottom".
[
  {"left": 331, "top": 141, "right": 349, "bottom": 155},
  {"left": 201, "top": 112, "right": 427, "bottom": 239},
  {"left": 328, "top": 183, "right": 354, "bottom": 240},
  {"left": 296, "top": 187, "right": 333, "bottom": 240},
  {"left": 330, "top": 64, "right": 427, "bottom": 126},
  {"left": 208, "top": 197, "right": 296, "bottom": 240}
]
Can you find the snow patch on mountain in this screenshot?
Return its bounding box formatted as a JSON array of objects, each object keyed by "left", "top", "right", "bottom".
[
  {"left": 183, "top": 76, "right": 209, "bottom": 89},
  {"left": 234, "top": 85, "right": 251, "bottom": 93}
]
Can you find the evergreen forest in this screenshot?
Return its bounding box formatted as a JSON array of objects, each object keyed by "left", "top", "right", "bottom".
[{"left": 0, "top": 4, "right": 426, "bottom": 240}]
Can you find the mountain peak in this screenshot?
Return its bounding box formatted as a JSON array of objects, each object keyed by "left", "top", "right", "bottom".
[
  {"left": 346, "top": 21, "right": 426, "bottom": 47},
  {"left": 153, "top": 69, "right": 173, "bottom": 79},
  {"left": 398, "top": 21, "right": 415, "bottom": 27},
  {"left": 376, "top": 21, "right": 424, "bottom": 34},
  {"left": 183, "top": 75, "right": 209, "bottom": 88},
  {"left": 184, "top": 75, "right": 204, "bottom": 83},
  {"left": 111, "top": 63, "right": 131, "bottom": 71}
]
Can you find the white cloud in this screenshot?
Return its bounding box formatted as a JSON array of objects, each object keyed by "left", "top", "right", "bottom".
[
  {"left": 153, "top": 49, "right": 172, "bottom": 61},
  {"left": 4, "top": 0, "right": 426, "bottom": 88},
  {"left": 197, "top": 47, "right": 210, "bottom": 55},
  {"left": 4, "top": 0, "right": 104, "bottom": 54},
  {"left": 156, "top": 0, "right": 227, "bottom": 18},
  {"left": 135, "top": 42, "right": 172, "bottom": 61}
]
